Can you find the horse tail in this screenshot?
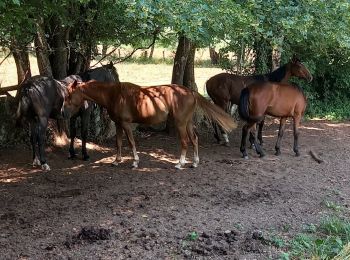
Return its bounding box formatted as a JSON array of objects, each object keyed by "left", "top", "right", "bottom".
[
  {"left": 238, "top": 88, "right": 264, "bottom": 122},
  {"left": 15, "top": 100, "right": 23, "bottom": 127},
  {"left": 193, "top": 92, "right": 237, "bottom": 133},
  {"left": 238, "top": 88, "right": 250, "bottom": 121},
  {"left": 15, "top": 96, "right": 28, "bottom": 127}
]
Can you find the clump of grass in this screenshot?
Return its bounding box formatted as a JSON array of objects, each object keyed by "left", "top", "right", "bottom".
[{"left": 280, "top": 217, "right": 350, "bottom": 259}]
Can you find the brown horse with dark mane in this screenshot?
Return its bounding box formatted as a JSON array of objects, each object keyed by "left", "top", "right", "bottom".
[
  {"left": 206, "top": 56, "right": 312, "bottom": 146},
  {"left": 238, "top": 81, "right": 307, "bottom": 159},
  {"left": 63, "top": 81, "right": 236, "bottom": 169}
]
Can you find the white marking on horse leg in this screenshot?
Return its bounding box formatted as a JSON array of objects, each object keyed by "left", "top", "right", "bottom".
[
  {"left": 223, "top": 133, "right": 229, "bottom": 144},
  {"left": 132, "top": 148, "right": 139, "bottom": 168},
  {"left": 41, "top": 163, "right": 51, "bottom": 171},
  {"left": 192, "top": 154, "right": 199, "bottom": 168},
  {"left": 33, "top": 157, "right": 41, "bottom": 167},
  {"left": 175, "top": 153, "right": 187, "bottom": 169}
]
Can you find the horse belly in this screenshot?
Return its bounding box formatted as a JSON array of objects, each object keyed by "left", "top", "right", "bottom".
[{"left": 138, "top": 98, "right": 169, "bottom": 124}]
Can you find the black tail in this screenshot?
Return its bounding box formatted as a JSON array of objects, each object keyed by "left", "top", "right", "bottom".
[{"left": 238, "top": 88, "right": 251, "bottom": 121}]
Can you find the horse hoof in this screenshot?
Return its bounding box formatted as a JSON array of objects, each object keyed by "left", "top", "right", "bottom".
[
  {"left": 32, "top": 157, "right": 41, "bottom": 167},
  {"left": 111, "top": 161, "right": 119, "bottom": 167},
  {"left": 259, "top": 153, "right": 265, "bottom": 158},
  {"left": 242, "top": 155, "right": 248, "bottom": 160},
  {"left": 191, "top": 163, "right": 198, "bottom": 168},
  {"left": 82, "top": 155, "right": 90, "bottom": 161},
  {"left": 175, "top": 164, "right": 184, "bottom": 169},
  {"left": 132, "top": 161, "right": 139, "bottom": 168},
  {"left": 68, "top": 154, "right": 78, "bottom": 160},
  {"left": 295, "top": 152, "right": 300, "bottom": 157},
  {"left": 41, "top": 164, "right": 51, "bottom": 171},
  {"left": 275, "top": 151, "right": 281, "bottom": 156},
  {"left": 223, "top": 142, "right": 230, "bottom": 147}
]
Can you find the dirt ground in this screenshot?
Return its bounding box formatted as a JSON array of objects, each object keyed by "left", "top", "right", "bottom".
[{"left": 1, "top": 119, "right": 350, "bottom": 259}]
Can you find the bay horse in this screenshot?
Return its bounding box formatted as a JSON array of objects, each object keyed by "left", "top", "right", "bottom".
[
  {"left": 15, "top": 62, "right": 119, "bottom": 170},
  {"left": 63, "top": 81, "right": 237, "bottom": 169},
  {"left": 238, "top": 81, "right": 307, "bottom": 159},
  {"left": 206, "top": 56, "right": 312, "bottom": 146}
]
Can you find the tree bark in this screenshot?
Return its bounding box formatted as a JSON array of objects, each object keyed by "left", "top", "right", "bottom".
[
  {"left": 102, "top": 44, "right": 108, "bottom": 56},
  {"left": 49, "top": 17, "right": 69, "bottom": 80},
  {"left": 149, "top": 44, "right": 155, "bottom": 59},
  {"left": 9, "top": 40, "right": 31, "bottom": 84},
  {"left": 171, "top": 35, "right": 192, "bottom": 85},
  {"left": 183, "top": 45, "right": 197, "bottom": 91},
  {"left": 209, "top": 47, "right": 219, "bottom": 65},
  {"left": 34, "top": 17, "right": 53, "bottom": 77}
]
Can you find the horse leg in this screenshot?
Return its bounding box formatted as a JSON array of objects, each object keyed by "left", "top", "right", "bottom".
[
  {"left": 250, "top": 123, "right": 265, "bottom": 157},
  {"left": 30, "top": 122, "right": 40, "bottom": 167},
  {"left": 212, "top": 122, "right": 221, "bottom": 144},
  {"left": 240, "top": 123, "right": 250, "bottom": 159},
  {"left": 37, "top": 116, "right": 50, "bottom": 171},
  {"left": 249, "top": 119, "right": 264, "bottom": 149},
  {"left": 293, "top": 115, "right": 301, "bottom": 156},
  {"left": 69, "top": 117, "right": 77, "bottom": 159},
  {"left": 186, "top": 121, "right": 199, "bottom": 168},
  {"left": 81, "top": 110, "right": 91, "bottom": 161},
  {"left": 257, "top": 118, "right": 265, "bottom": 145},
  {"left": 112, "top": 123, "right": 123, "bottom": 166},
  {"left": 275, "top": 117, "right": 287, "bottom": 156},
  {"left": 121, "top": 122, "right": 139, "bottom": 168},
  {"left": 221, "top": 101, "right": 231, "bottom": 146},
  {"left": 175, "top": 124, "right": 188, "bottom": 169}
]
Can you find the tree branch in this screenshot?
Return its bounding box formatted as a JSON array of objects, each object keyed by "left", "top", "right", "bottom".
[{"left": 90, "top": 30, "right": 158, "bottom": 67}]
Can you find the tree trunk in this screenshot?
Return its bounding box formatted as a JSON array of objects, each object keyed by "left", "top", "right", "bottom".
[
  {"left": 183, "top": 45, "right": 197, "bottom": 91},
  {"left": 209, "top": 47, "right": 219, "bottom": 65},
  {"left": 49, "top": 18, "right": 69, "bottom": 80},
  {"left": 254, "top": 39, "right": 272, "bottom": 74},
  {"left": 102, "top": 44, "right": 108, "bottom": 56},
  {"left": 167, "top": 35, "right": 194, "bottom": 134},
  {"left": 149, "top": 44, "right": 155, "bottom": 59},
  {"left": 272, "top": 46, "right": 282, "bottom": 71},
  {"left": 34, "top": 17, "right": 53, "bottom": 77},
  {"left": 171, "top": 35, "right": 192, "bottom": 85},
  {"left": 9, "top": 40, "right": 31, "bottom": 84}
]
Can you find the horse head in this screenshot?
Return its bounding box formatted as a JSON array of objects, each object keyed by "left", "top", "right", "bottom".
[
  {"left": 62, "top": 80, "right": 84, "bottom": 119},
  {"left": 290, "top": 55, "right": 313, "bottom": 82}
]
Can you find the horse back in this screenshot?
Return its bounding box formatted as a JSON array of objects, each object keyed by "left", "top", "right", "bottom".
[{"left": 17, "top": 76, "right": 65, "bottom": 120}]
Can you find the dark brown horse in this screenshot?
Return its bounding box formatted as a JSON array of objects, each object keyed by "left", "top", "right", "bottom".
[
  {"left": 238, "top": 81, "right": 307, "bottom": 159},
  {"left": 63, "top": 81, "right": 236, "bottom": 168},
  {"left": 206, "top": 56, "right": 312, "bottom": 146}
]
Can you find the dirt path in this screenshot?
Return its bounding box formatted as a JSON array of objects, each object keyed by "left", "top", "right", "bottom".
[{"left": 1, "top": 120, "right": 350, "bottom": 259}]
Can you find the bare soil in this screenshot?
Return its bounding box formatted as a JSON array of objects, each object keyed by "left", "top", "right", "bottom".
[{"left": 1, "top": 119, "right": 350, "bottom": 259}]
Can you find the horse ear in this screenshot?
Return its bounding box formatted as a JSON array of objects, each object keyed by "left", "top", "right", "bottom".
[
  {"left": 70, "top": 80, "right": 78, "bottom": 90},
  {"left": 109, "top": 61, "right": 113, "bottom": 68},
  {"left": 292, "top": 54, "right": 300, "bottom": 63}
]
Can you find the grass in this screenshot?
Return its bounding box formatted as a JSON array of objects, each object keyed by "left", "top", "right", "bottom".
[{"left": 279, "top": 217, "right": 350, "bottom": 259}]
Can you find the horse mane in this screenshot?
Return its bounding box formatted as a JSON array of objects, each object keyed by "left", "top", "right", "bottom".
[{"left": 265, "top": 64, "right": 287, "bottom": 82}]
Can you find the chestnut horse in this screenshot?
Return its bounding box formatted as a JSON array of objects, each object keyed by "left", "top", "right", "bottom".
[
  {"left": 206, "top": 56, "right": 312, "bottom": 146},
  {"left": 238, "top": 81, "right": 307, "bottom": 159},
  {"left": 63, "top": 81, "right": 236, "bottom": 168}
]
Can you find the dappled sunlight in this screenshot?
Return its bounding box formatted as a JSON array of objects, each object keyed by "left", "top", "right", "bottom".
[
  {"left": 0, "top": 166, "right": 41, "bottom": 183},
  {"left": 54, "top": 133, "right": 69, "bottom": 147},
  {"left": 72, "top": 139, "right": 113, "bottom": 152},
  {"left": 325, "top": 123, "right": 350, "bottom": 128},
  {"left": 300, "top": 125, "right": 325, "bottom": 131},
  {"left": 141, "top": 150, "right": 178, "bottom": 164}
]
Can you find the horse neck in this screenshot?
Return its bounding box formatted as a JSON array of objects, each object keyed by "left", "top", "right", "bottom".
[
  {"left": 80, "top": 82, "right": 114, "bottom": 108},
  {"left": 265, "top": 64, "right": 289, "bottom": 83}
]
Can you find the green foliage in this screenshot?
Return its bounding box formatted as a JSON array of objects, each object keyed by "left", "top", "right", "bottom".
[{"left": 281, "top": 217, "right": 350, "bottom": 259}]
